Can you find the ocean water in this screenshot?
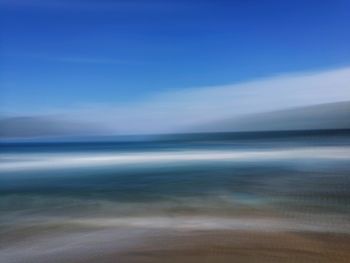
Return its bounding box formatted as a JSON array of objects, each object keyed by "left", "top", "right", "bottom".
[{"left": 1, "top": 130, "right": 350, "bottom": 262}]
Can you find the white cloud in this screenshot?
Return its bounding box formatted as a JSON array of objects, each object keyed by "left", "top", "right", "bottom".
[{"left": 62, "top": 67, "right": 350, "bottom": 134}]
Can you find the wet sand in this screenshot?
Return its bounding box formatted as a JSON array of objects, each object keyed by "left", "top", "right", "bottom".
[
  {"left": 2, "top": 215, "right": 350, "bottom": 263},
  {"left": 76, "top": 230, "right": 350, "bottom": 263}
]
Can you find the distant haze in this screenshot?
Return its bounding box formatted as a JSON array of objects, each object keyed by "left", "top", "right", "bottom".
[
  {"left": 194, "top": 101, "right": 350, "bottom": 133},
  {"left": 0, "top": 116, "right": 107, "bottom": 139}
]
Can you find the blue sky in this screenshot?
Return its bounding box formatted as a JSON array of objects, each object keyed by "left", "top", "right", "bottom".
[{"left": 1, "top": 0, "right": 350, "bottom": 134}]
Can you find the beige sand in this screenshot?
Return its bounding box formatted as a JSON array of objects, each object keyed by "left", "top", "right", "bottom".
[{"left": 76, "top": 230, "right": 350, "bottom": 263}]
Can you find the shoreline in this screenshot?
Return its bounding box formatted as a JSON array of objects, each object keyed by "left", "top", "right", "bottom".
[
  {"left": 82, "top": 230, "right": 350, "bottom": 263},
  {"left": 2, "top": 217, "right": 350, "bottom": 263}
]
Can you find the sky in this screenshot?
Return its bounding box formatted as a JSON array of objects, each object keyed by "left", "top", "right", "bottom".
[{"left": 1, "top": 0, "right": 350, "bottom": 135}]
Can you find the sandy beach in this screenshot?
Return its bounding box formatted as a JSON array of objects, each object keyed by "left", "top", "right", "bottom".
[
  {"left": 79, "top": 230, "right": 350, "bottom": 263},
  {"left": 2, "top": 219, "right": 350, "bottom": 263}
]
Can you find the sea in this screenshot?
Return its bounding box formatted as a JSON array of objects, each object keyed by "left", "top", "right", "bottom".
[{"left": 1, "top": 130, "right": 350, "bottom": 262}]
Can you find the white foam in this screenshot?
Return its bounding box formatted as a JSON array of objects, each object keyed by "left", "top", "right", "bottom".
[
  {"left": 67, "top": 215, "right": 350, "bottom": 233},
  {"left": 1, "top": 147, "right": 349, "bottom": 172}
]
